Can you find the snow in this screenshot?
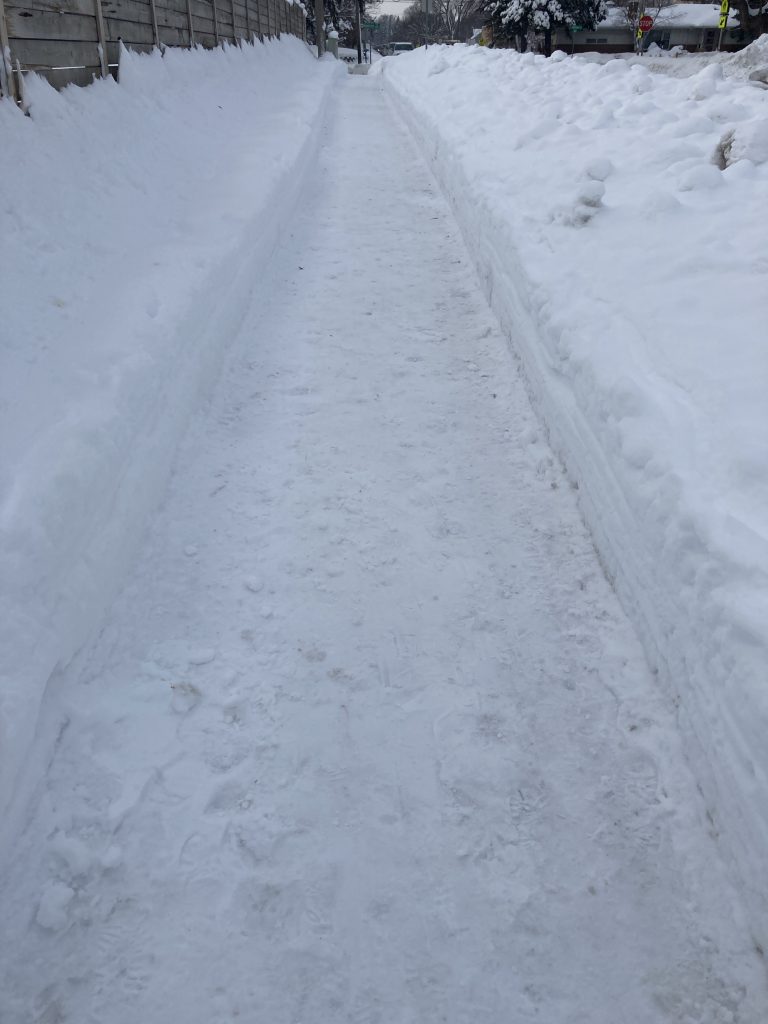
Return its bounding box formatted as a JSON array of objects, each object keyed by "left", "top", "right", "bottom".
[
  {"left": 0, "top": 39, "right": 342, "bottom": 829},
  {"left": 659, "top": 3, "right": 735, "bottom": 27},
  {"left": 377, "top": 43, "right": 768, "bottom": 951},
  {"left": 577, "top": 32, "right": 768, "bottom": 79},
  {"left": 1, "top": 66, "right": 767, "bottom": 1022}
]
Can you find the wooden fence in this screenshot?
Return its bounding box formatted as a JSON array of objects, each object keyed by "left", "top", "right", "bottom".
[{"left": 0, "top": 0, "right": 307, "bottom": 98}]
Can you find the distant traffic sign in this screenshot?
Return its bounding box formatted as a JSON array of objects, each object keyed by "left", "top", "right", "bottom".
[
  {"left": 363, "top": 21, "right": 379, "bottom": 28},
  {"left": 638, "top": 14, "right": 653, "bottom": 30}
]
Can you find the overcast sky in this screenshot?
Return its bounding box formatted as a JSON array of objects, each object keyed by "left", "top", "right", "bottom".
[{"left": 374, "top": 0, "right": 416, "bottom": 19}]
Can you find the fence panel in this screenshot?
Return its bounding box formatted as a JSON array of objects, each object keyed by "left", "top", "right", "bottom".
[
  {"left": 214, "top": 0, "right": 233, "bottom": 42},
  {"left": 189, "top": 0, "right": 215, "bottom": 44},
  {"left": 232, "top": 0, "right": 246, "bottom": 38},
  {"left": 0, "top": 0, "right": 307, "bottom": 97}
]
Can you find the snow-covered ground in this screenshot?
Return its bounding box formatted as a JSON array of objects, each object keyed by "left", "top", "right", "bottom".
[
  {"left": 377, "top": 41, "right": 768, "bottom": 950},
  {"left": 0, "top": 39, "right": 341, "bottom": 830},
  {"left": 578, "top": 33, "right": 768, "bottom": 79},
  {"left": 2, "top": 60, "right": 767, "bottom": 1022}
]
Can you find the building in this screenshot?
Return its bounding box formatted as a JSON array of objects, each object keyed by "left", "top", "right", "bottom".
[{"left": 553, "top": 4, "right": 746, "bottom": 53}]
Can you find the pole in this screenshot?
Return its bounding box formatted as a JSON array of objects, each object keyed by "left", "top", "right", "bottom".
[
  {"left": 93, "top": 0, "right": 110, "bottom": 75},
  {"left": 717, "top": 0, "right": 729, "bottom": 51},
  {"left": 315, "top": 0, "right": 324, "bottom": 54},
  {"left": 186, "top": 0, "right": 196, "bottom": 46},
  {"left": 355, "top": 0, "right": 362, "bottom": 63},
  {"left": 0, "top": 0, "right": 19, "bottom": 103}
]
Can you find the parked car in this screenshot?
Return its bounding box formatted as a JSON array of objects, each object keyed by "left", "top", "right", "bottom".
[{"left": 383, "top": 41, "right": 414, "bottom": 56}]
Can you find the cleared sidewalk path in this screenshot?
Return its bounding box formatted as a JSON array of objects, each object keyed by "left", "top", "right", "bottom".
[{"left": 1, "top": 76, "right": 764, "bottom": 1024}]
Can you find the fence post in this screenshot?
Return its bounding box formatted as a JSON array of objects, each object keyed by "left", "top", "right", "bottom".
[
  {"left": 148, "top": 0, "right": 161, "bottom": 48},
  {"left": 186, "top": 0, "right": 196, "bottom": 45},
  {"left": 314, "top": 0, "right": 323, "bottom": 54},
  {"left": 244, "top": 0, "right": 250, "bottom": 41},
  {"left": 230, "top": 0, "right": 237, "bottom": 40},
  {"left": 212, "top": 0, "right": 220, "bottom": 43},
  {"left": 93, "top": 0, "right": 110, "bottom": 76},
  {"left": 254, "top": 0, "right": 262, "bottom": 38},
  {"left": 0, "top": 0, "right": 18, "bottom": 103}
]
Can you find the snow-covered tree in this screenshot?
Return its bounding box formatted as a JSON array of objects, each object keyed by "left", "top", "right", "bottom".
[
  {"left": 308, "top": 0, "right": 379, "bottom": 47},
  {"left": 731, "top": 0, "right": 768, "bottom": 41},
  {"left": 485, "top": 0, "right": 605, "bottom": 53}
]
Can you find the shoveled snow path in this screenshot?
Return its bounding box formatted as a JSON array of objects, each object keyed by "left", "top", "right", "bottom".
[{"left": 1, "top": 77, "right": 765, "bottom": 1024}]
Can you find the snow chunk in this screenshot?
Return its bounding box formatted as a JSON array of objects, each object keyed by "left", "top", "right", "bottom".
[
  {"left": 677, "top": 164, "right": 723, "bottom": 190},
  {"left": 585, "top": 158, "right": 614, "bottom": 181},
  {"left": 36, "top": 882, "right": 75, "bottom": 931},
  {"left": 716, "top": 118, "right": 768, "bottom": 167},
  {"left": 688, "top": 64, "right": 722, "bottom": 100}
]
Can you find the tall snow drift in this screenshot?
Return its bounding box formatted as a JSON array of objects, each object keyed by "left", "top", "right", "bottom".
[
  {"left": 0, "top": 39, "right": 341, "bottom": 832},
  {"left": 379, "top": 43, "right": 768, "bottom": 946}
]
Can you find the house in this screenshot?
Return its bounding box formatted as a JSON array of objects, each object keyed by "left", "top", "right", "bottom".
[{"left": 553, "top": 4, "right": 747, "bottom": 53}]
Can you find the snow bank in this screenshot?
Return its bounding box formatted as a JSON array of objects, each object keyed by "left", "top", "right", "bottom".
[
  {"left": 379, "top": 46, "right": 768, "bottom": 944},
  {"left": 0, "top": 39, "right": 340, "bottom": 826},
  {"left": 578, "top": 33, "right": 768, "bottom": 80}
]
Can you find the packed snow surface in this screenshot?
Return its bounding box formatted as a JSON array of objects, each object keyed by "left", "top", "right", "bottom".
[
  {"left": 1, "top": 40, "right": 767, "bottom": 1024},
  {"left": 378, "top": 43, "right": 768, "bottom": 949}
]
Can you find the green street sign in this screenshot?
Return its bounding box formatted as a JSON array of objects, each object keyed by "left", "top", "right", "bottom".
[{"left": 363, "top": 21, "right": 379, "bottom": 28}]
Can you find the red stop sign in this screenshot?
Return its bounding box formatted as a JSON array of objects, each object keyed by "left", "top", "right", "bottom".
[{"left": 639, "top": 14, "right": 654, "bottom": 30}]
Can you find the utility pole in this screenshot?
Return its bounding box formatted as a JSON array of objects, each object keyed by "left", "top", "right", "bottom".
[
  {"left": 315, "top": 0, "right": 324, "bottom": 55},
  {"left": 356, "top": 0, "right": 362, "bottom": 63}
]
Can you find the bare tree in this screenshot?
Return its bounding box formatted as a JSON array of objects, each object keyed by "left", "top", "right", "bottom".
[
  {"left": 432, "top": 0, "right": 484, "bottom": 38},
  {"left": 398, "top": 1, "right": 430, "bottom": 43},
  {"left": 611, "top": 0, "right": 672, "bottom": 48}
]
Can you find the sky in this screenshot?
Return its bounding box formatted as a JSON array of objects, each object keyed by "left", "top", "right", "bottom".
[{"left": 374, "top": 0, "right": 416, "bottom": 20}]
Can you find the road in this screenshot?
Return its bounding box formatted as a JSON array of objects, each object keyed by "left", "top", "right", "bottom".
[{"left": 0, "top": 74, "right": 764, "bottom": 1024}]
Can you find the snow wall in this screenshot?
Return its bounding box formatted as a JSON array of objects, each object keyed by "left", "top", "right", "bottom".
[
  {"left": 379, "top": 45, "right": 768, "bottom": 947},
  {"left": 0, "top": 39, "right": 342, "bottom": 836}
]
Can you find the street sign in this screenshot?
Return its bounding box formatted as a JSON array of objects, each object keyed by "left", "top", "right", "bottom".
[
  {"left": 718, "top": 13, "right": 727, "bottom": 26},
  {"left": 363, "top": 21, "right": 379, "bottom": 28},
  {"left": 638, "top": 14, "right": 653, "bottom": 31}
]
